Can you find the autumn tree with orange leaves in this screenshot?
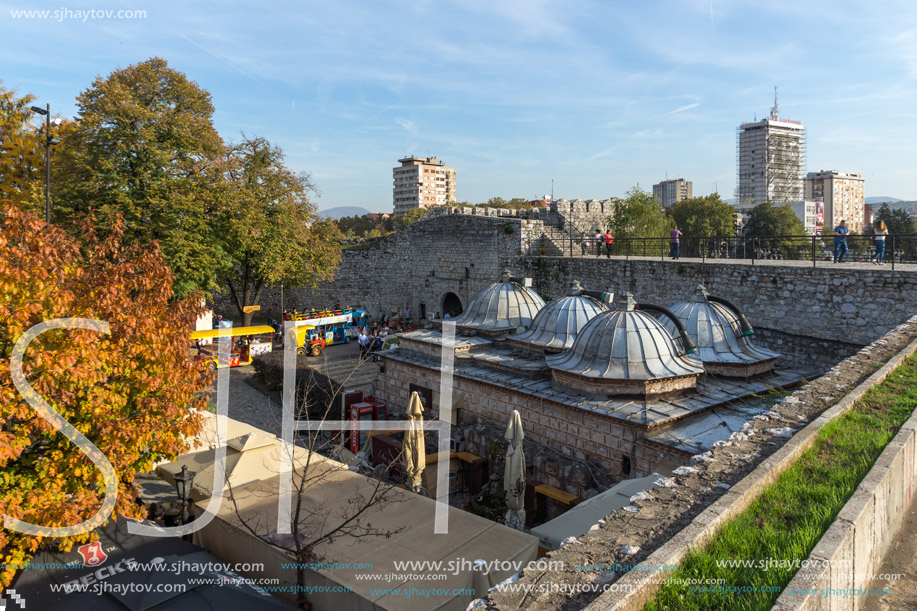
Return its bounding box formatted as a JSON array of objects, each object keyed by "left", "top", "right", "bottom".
[{"left": 0, "top": 204, "right": 210, "bottom": 588}]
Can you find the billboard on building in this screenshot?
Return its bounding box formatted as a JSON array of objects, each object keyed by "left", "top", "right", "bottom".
[{"left": 815, "top": 201, "right": 824, "bottom": 233}]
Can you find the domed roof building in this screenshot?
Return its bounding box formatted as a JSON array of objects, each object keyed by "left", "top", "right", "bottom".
[
  {"left": 445, "top": 269, "right": 545, "bottom": 337},
  {"left": 506, "top": 280, "right": 610, "bottom": 354},
  {"left": 547, "top": 293, "right": 704, "bottom": 396},
  {"left": 662, "top": 285, "right": 779, "bottom": 377}
]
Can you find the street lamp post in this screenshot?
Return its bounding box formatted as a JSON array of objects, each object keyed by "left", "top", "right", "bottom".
[{"left": 29, "top": 103, "right": 62, "bottom": 223}]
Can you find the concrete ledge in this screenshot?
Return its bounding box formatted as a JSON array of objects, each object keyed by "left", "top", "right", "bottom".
[
  {"left": 586, "top": 334, "right": 917, "bottom": 611},
  {"left": 773, "top": 409, "right": 917, "bottom": 610}
]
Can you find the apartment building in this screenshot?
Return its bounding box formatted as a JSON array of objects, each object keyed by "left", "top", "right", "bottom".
[
  {"left": 393, "top": 156, "right": 456, "bottom": 214},
  {"left": 736, "top": 108, "right": 806, "bottom": 208},
  {"left": 804, "top": 170, "right": 866, "bottom": 234},
  {"left": 787, "top": 200, "right": 819, "bottom": 235},
  {"left": 652, "top": 178, "right": 693, "bottom": 207}
]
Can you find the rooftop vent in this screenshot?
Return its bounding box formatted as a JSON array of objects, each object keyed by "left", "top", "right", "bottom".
[
  {"left": 547, "top": 292, "right": 703, "bottom": 396},
  {"left": 662, "top": 285, "right": 779, "bottom": 377},
  {"left": 441, "top": 269, "right": 545, "bottom": 337},
  {"left": 506, "top": 280, "right": 609, "bottom": 353}
]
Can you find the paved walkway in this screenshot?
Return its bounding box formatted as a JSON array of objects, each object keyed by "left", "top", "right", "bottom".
[
  {"left": 217, "top": 341, "right": 381, "bottom": 439},
  {"left": 562, "top": 253, "right": 917, "bottom": 272},
  {"left": 863, "top": 494, "right": 917, "bottom": 610}
]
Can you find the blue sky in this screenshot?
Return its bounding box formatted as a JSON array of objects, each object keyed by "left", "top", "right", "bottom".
[{"left": 2, "top": 0, "right": 916, "bottom": 211}]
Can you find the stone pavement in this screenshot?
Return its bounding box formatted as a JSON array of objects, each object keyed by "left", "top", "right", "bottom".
[
  {"left": 219, "top": 341, "right": 382, "bottom": 439},
  {"left": 567, "top": 252, "right": 917, "bottom": 272},
  {"left": 864, "top": 494, "right": 917, "bottom": 610}
]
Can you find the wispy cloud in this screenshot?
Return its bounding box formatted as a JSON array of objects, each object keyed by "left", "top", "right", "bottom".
[
  {"left": 174, "top": 31, "right": 263, "bottom": 83},
  {"left": 394, "top": 118, "right": 417, "bottom": 133},
  {"left": 664, "top": 102, "right": 700, "bottom": 116}
]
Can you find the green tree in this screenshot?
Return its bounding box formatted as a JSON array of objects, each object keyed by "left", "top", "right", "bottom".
[
  {"left": 743, "top": 202, "right": 806, "bottom": 238},
  {"left": 506, "top": 197, "right": 532, "bottom": 209},
  {"left": 474, "top": 197, "right": 534, "bottom": 210},
  {"left": 670, "top": 194, "right": 735, "bottom": 238},
  {"left": 53, "top": 58, "right": 230, "bottom": 298},
  {"left": 335, "top": 213, "right": 394, "bottom": 239},
  {"left": 873, "top": 203, "right": 916, "bottom": 235},
  {"left": 218, "top": 137, "right": 342, "bottom": 327},
  {"left": 743, "top": 201, "right": 807, "bottom": 257},
  {"left": 608, "top": 187, "right": 673, "bottom": 254},
  {"left": 0, "top": 84, "right": 44, "bottom": 209},
  {"left": 872, "top": 203, "right": 917, "bottom": 260},
  {"left": 394, "top": 206, "right": 427, "bottom": 230}
]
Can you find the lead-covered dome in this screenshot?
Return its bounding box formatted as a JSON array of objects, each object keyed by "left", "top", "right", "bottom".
[
  {"left": 663, "top": 285, "right": 779, "bottom": 377},
  {"left": 547, "top": 293, "right": 704, "bottom": 396},
  {"left": 507, "top": 280, "right": 609, "bottom": 353},
  {"left": 447, "top": 269, "right": 546, "bottom": 336}
]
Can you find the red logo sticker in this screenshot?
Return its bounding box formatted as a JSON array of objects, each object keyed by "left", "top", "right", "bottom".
[{"left": 77, "top": 541, "right": 108, "bottom": 567}]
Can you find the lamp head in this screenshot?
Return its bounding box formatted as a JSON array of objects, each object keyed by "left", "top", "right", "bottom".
[{"left": 174, "top": 464, "right": 196, "bottom": 503}]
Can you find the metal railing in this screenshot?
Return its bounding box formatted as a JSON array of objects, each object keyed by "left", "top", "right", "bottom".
[{"left": 529, "top": 234, "right": 917, "bottom": 271}]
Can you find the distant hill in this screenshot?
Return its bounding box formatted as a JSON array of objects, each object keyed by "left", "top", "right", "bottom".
[
  {"left": 866, "top": 196, "right": 903, "bottom": 204},
  {"left": 317, "top": 206, "right": 371, "bottom": 219},
  {"left": 867, "top": 201, "right": 917, "bottom": 214}
]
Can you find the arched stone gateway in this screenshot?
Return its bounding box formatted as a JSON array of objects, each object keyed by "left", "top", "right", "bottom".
[{"left": 441, "top": 292, "right": 463, "bottom": 318}]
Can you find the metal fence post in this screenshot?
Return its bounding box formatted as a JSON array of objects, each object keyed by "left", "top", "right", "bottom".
[{"left": 891, "top": 235, "right": 896, "bottom": 271}]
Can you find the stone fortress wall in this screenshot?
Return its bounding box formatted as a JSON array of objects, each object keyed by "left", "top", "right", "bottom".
[
  {"left": 213, "top": 209, "right": 917, "bottom": 501},
  {"left": 225, "top": 208, "right": 917, "bottom": 354}
]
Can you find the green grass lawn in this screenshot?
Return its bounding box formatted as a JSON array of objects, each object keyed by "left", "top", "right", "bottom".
[{"left": 645, "top": 353, "right": 917, "bottom": 611}]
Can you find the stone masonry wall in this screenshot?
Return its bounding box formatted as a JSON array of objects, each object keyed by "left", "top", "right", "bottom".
[
  {"left": 752, "top": 327, "right": 861, "bottom": 371},
  {"left": 520, "top": 257, "right": 917, "bottom": 349},
  {"left": 373, "top": 357, "right": 688, "bottom": 499},
  {"left": 214, "top": 212, "right": 548, "bottom": 324},
  {"left": 213, "top": 212, "right": 917, "bottom": 359}
]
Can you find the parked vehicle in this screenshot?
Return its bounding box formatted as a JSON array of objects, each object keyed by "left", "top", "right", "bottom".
[
  {"left": 293, "top": 325, "right": 327, "bottom": 357},
  {"left": 285, "top": 307, "right": 368, "bottom": 346},
  {"left": 190, "top": 325, "right": 274, "bottom": 368}
]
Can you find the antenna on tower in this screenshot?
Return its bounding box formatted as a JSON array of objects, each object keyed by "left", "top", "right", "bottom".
[
  {"left": 551, "top": 179, "right": 554, "bottom": 202},
  {"left": 770, "top": 86, "right": 778, "bottom": 119}
]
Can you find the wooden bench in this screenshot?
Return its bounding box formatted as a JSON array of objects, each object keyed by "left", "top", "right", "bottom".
[
  {"left": 534, "top": 483, "right": 580, "bottom": 506},
  {"left": 527, "top": 483, "right": 582, "bottom": 528},
  {"left": 452, "top": 451, "right": 481, "bottom": 463}
]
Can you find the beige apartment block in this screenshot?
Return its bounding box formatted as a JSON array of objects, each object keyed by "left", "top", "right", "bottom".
[
  {"left": 652, "top": 178, "right": 693, "bottom": 207},
  {"left": 393, "top": 156, "right": 456, "bottom": 214},
  {"left": 804, "top": 170, "right": 866, "bottom": 234}
]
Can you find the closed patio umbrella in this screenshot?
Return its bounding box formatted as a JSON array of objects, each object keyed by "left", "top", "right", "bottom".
[
  {"left": 403, "top": 391, "right": 426, "bottom": 493},
  {"left": 504, "top": 410, "right": 526, "bottom": 530}
]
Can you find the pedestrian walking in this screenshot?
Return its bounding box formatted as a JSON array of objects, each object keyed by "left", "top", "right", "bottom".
[
  {"left": 833, "top": 220, "right": 850, "bottom": 263},
  {"left": 670, "top": 226, "right": 683, "bottom": 259},
  {"left": 871, "top": 220, "right": 888, "bottom": 265},
  {"left": 604, "top": 230, "right": 615, "bottom": 258},
  {"left": 579, "top": 232, "right": 588, "bottom": 256},
  {"left": 595, "top": 230, "right": 603, "bottom": 257}
]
